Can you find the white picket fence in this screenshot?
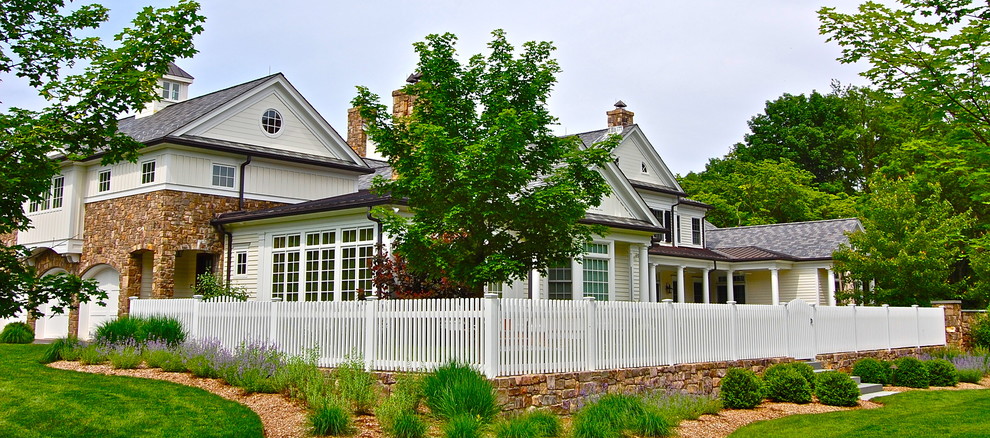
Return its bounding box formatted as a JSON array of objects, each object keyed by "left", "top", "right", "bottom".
[{"left": 129, "top": 296, "right": 946, "bottom": 377}]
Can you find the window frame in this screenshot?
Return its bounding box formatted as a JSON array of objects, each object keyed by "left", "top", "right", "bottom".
[
  {"left": 212, "top": 163, "right": 236, "bottom": 188},
  {"left": 260, "top": 108, "right": 284, "bottom": 137},
  {"left": 162, "top": 80, "right": 180, "bottom": 101},
  {"left": 98, "top": 169, "right": 111, "bottom": 192},
  {"left": 141, "top": 160, "right": 156, "bottom": 184},
  {"left": 235, "top": 251, "right": 248, "bottom": 276},
  {"left": 581, "top": 241, "right": 612, "bottom": 302},
  {"left": 269, "top": 226, "right": 374, "bottom": 302},
  {"left": 691, "top": 217, "right": 702, "bottom": 245}
]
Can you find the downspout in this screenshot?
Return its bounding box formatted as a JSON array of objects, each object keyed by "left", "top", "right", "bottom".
[
  {"left": 238, "top": 155, "right": 252, "bottom": 210},
  {"left": 223, "top": 227, "right": 234, "bottom": 286},
  {"left": 366, "top": 207, "right": 384, "bottom": 298}
]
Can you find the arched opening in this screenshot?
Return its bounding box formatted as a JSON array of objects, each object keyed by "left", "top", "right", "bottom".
[
  {"left": 78, "top": 264, "right": 120, "bottom": 340},
  {"left": 34, "top": 267, "right": 70, "bottom": 339}
]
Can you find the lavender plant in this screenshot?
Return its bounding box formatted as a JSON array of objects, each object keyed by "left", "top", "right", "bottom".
[
  {"left": 221, "top": 341, "right": 285, "bottom": 394},
  {"left": 143, "top": 340, "right": 185, "bottom": 371},
  {"left": 78, "top": 343, "right": 110, "bottom": 365},
  {"left": 182, "top": 338, "right": 231, "bottom": 378},
  {"left": 107, "top": 340, "right": 143, "bottom": 369}
]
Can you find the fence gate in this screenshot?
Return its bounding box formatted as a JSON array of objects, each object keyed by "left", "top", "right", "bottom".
[{"left": 786, "top": 299, "right": 815, "bottom": 359}]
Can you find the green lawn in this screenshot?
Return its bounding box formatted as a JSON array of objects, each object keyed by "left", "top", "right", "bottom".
[
  {"left": 731, "top": 389, "right": 990, "bottom": 437},
  {"left": 0, "top": 344, "right": 263, "bottom": 438}
]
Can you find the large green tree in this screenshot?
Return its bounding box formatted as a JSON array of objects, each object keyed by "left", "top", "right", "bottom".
[
  {"left": 679, "top": 158, "right": 855, "bottom": 228},
  {"left": 352, "top": 30, "right": 615, "bottom": 294},
  {"left": 833, "top": 178, "right": 973, "bottom": 306},
  {"left": 0, "top": 0, "right": 205, "bottom": 318}
]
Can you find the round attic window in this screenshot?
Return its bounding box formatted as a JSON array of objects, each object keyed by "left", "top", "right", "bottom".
[{"left": 261, "top": 108, "right": 283, "bottom": 136}]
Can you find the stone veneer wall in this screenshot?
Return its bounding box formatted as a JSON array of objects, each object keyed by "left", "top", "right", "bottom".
[
  {"left": 81, "top": 190, "right": 282, "bottom": 315},
  {"left": 371, "top": 347, "right": 940, "bottom": 414}
]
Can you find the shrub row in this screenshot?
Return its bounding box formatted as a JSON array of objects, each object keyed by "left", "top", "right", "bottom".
[
  {"left": 852, "top": 357, "right": 963, "bottom": 388},
  {"left": 721, "top": 362, "right": 861, "bottom": 409}
]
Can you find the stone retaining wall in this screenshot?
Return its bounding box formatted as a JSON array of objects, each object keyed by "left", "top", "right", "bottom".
[{"left": 372, "top": 346, "right": 938, "bottom": 414}]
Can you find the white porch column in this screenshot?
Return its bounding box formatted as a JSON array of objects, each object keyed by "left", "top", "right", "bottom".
[
  {"left": 676, "top": 265, "right": 685, "bottom": 303},
  {"left": 827, "top": 268, "right": 837, "bottom": 306},
  {"left": 639, "top": 245, "right": 649, "bottom": 302},
  {"left": 702, "top": 268, "right": 711, "bottom": 304},
  {"left": 648, "top": 263, "right": 658, "bottom": 303},
  {"left": 770, "top": 267, "right": 780, "bottom": 305},
  {"left": 727, "top": 269, "right": 735, "bottom": 303},
  {"left": 531, "top": 268, "right": 542, "bottom": 300}
]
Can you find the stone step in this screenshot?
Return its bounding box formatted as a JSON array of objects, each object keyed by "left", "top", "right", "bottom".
[
  {"left": 858, "top": 383, "right": 884, "bottom": 395},
  {"left": 860, "top": 390, "right": 899, "bottom": 401},
  {"left": 804, "top": 361, "right": 824, "bottom": 370},
  {"left": 851, "top": 375, "right": 861, "bottom": 385}
]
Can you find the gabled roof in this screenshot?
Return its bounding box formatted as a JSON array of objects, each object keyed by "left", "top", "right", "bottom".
[
  {"left": 166, "top": 63, "right": 194, "bottom": 80},
  {"left": 650, "top": 245, "right": 729, "bottom": 261},
  {"left": 705, "top": 218, "right": 862, "bottom": 261},
  {"left": 118, "top": 74, "right": 276, "bottom": 143}
]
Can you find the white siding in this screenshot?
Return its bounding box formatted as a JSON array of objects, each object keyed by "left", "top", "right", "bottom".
[
  {"left": 19, "top": 166, "right": 85, "bottom": 248},
  {"left": 201, "top": 93, "right": 340, "bottom": 158},
  {"left": 779, "top": 268, "right": 821, "bottom": 303},
  {"left": 614, "top": 242, "right": 631, "bottom": 302},
  {"left": 744, "top": 271, "right": 773, "bottom": 305},
  {"left": 675, "top": 205, "right": 706, "bottom": 248},
  {"left": 588, "top": 190, "right": 634, "bottom": 218},
  {"left": 228, "top": 233, "right": 261, "bottom": 298},
  {"left": 140, "top": 253, "right": 153, "bottom": 299},
  {"left": 613, "top": 137, "right": 665, "bottom": 186},
  {"left": 173, "top": 252, "right": 197, "bottom": 298}
]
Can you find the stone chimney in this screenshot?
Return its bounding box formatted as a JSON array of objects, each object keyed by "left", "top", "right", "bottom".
[
  {"left": 392, "top": 72, "right": 420, "bottom": 120},
  {"left": 136, "top": 63, "right": 194, "bottom": 118},
  {"left": 346, "top": 107, "right": 367, "bottom": 157},
  {"left": 606, "top": 100, "right": 634, "bottom": 127}
]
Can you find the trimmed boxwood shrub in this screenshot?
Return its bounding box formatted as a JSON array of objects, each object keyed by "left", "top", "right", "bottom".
[
  {"left": 763, "top": 367, "right": 812, "bottom": 404},
  {"left": 764, "top": 363, "right": 816, "bottom": 390},
  {"left": 892, "top": 357, "right": 930, "bottom": 388},
  {"left": 925, "top": 359, "right": 958, "bottom": 387},
  {"left": 851, "top": 358, "right": 891, "bottom": 385},
  {"left": 720, "top": 368, "right": 763, "bottom": 409},
  {"left": 814, "top": 371, "right": 860, "bottom": 407},
  {"left": 0, "top": 322, "right": 35, "bottom": 344}
]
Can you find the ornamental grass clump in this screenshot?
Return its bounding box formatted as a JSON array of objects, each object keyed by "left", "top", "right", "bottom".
[
  {"left": 494, "top": 411, "right": 561, "bottom": 438},
  {"left": 140, "top": 315, "right": 187, "bottom": 347},
  {"left": 94, "top": 317, "right": 143, "bottom": 346},
  {"left": 572, "top": 394, "right": 669, "bottom": 438},
  {"left": 892, "top": 357, "right": 929, "bottom": 388},
  {"left": 763, "top": 366, "right": 812, "bottom": 404},
  {"left": 333, "top": 356, "right": 380, "bottom": 414},
  {"left": 422, "top": 361, "right": 500, "bottom": 423},
  {"left": 221, "top": 341, "right": 284, "bottom": 394},
  {"left": 444, "top": 414, "right": 482, "bottom": 438},
  {"left": 720, "top": 368, "right": 763, "bottom": 409},
  {"left": 39, "top": 336, "right": 81, "bottom": 363},
  {"left": 107, "top": 341, "right": 143, "bottom": 369},
  {"left": 377, "top": 376, "right": 427, "bottom": 438},
  {"left": 182, "top": 338, "right": 231, "bottom": 378},
  {"left": 309, "top": 396, "right": 353, "bottom": 436},
  {"left": 925, "top": 359, "right": 958, "bottom": 387},
  {"left": 814, "top": 371, "right": 860, "bottom": 407},
  {"left": 0, "top": 322, "right": 35, "bottom": 344},
  {"left": 851, "top": 358, "right": 892, "bottom": 385},
  {"left": 93, "top": 315, "right": 187, "bottom": 348},
  {"left": 642, "top": 391, "right": 721, "bottom": 422},
  {"left": 273, "top": 350, "right": 326, "bottom": 404}
]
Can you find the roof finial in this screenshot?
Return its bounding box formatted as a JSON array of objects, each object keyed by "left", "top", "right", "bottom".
[{"left": 614, "top": 100, "right": 627, "bottom": 109}]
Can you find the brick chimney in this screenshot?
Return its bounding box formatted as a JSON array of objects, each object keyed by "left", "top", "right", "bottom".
[
  {"left": 606, "top": 100, "right": 634, "bottom": 127},
  {"left": 346, "top": 107, "right": 367, "bottom": 157},
  {"left": 392, "top": 72, "right": 420, "bottom": 120}
]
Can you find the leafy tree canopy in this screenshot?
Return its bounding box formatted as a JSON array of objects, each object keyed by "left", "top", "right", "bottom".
[
  {"left": 0, "top": 0, "right": 205, "bottom": 318},
  {"left": 679, "top": 157, "right": 855, "bottom": 228},
  {"left": 352, "top": 30, "right": 615, "bottom": 294},
  {"left": 833, "top": 177, "right": 974, "bottom": 306}
]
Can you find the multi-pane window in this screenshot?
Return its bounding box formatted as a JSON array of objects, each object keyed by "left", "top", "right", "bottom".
[
  {"left": 212, "top": 164, "right": 235, "bottom": 188},
  {"left": 692, "top": 218, "right": 702, "bottom": 245},
  {"left": 141, "top": 160, "right": 156, "bottom": 184},
  {"left": 271, "top": 227, "right": 373, "bottom": 302},
  {"left": 583, "top": 243, "right": 609, "bottom": 301},
  {"left": 261, "top": 109, "right": 283, "bottom": 135},
  {"left": 29, "top": 176, "right": 64, "bottom": 213},
  {"left": 162, "top": 81, "right": 180, "bottom": 100},
  {"left": 235, "top": 252, "right": 248, "bottom": 275},
  {"left": 486, "top": 283, "right": 504, "bottom": 298},
  {"left": 98, "top": 170, "right": 111, "bottom": 192},
  {"left": 547, "top": 261, "right": 572, "bottom": 300}
]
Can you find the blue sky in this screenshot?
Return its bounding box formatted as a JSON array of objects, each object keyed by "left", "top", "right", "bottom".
[{"left": 2, "top": 0, "right": 872, "bottom": 175}]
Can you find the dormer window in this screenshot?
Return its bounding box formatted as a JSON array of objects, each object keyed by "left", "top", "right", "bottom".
[{"left": 162, "top": 81, "right": 180, "bottom": 101}]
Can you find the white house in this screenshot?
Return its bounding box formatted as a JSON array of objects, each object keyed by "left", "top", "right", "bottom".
[{"left": 8, "top": 66, "right": 860, "bottom": 339}]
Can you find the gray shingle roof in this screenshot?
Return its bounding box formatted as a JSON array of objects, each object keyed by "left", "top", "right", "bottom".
[
  {"left": 705, "top": 218, "right": 862, "bottom": 260},
  {"left": 166, "top": 63, "right": 194, "bottom": 80},
  {"left": 118, "top": 74, "right": 278, "bottom": 143},
  {"left": 359, "top": 158, "right": 394, "bottom": 190}
]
